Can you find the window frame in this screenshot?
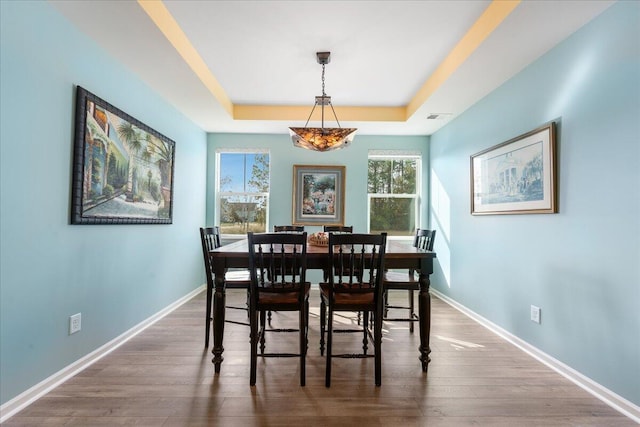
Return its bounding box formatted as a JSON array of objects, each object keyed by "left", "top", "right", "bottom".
[
  {"left": 215, "top": 148, "right": 270, "bottom": 239},
  {"left": 367, "top": 150, "right": 422, "bottom": 238}
]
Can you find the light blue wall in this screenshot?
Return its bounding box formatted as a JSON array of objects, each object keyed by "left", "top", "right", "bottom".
[
  {"left": 206, "top": 133, "right": 430, "bottom": 234},
  {"left": 0, "top": 1, "right": 207, "bottom": 404},
  {"left": 2, "top": 0, "right": 636, "bottom": 412},
  {"left": 429, "top": 1, "right": 639, "bottom": 405}
]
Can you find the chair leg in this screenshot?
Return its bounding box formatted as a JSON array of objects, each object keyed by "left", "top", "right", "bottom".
[
  {"left": 383, "top": 289, "right": 389, "bottom": 318},
  {"left": 409, "top": 289, "right": 415, "bottom": 333},
  {"left": 259, "top": 310, "right": 266, "bottom": 355},
  {"left": 362, "top": 311, "right": 369, "bottom": 355},
  {"left": 319, "top": 299, "right": 326, "bottom": 356},
  {"left": 325, "top": 307, "right": 333, "bottom": 387},
  {"left": 299, "top": 303, "right": 307, "bottom": 387},
  {"left": 246, "top": 292, "right": 251, "bottom": 318},
  {"left": 305, "top": 299, "right": 310, "bottom": 352},
  {"left": 249, "top": 308, "right": 258, "bottom": 386},
  {"left": 374, "top": 310, "right": 382, "bottom": 387}
]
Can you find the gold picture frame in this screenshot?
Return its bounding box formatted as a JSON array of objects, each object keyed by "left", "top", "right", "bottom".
[
  {"left": 471, "top": 122, "right": 557, "bottom": 215},
  {"left": 292, "top": 165, "right": 345, "bottom": 225}
]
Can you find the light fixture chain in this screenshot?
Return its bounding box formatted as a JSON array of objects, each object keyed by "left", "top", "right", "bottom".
[
  {"left": 321, "top": 63, "right": 326, "bottom": 128},
  {"left": 289, "top": 51, "right": 356, "bottom": 152}
]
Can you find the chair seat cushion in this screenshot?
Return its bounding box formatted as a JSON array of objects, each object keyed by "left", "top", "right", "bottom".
[
  {"left": 383, "top": 271, "right": 419, "bottom": 290},
  {"left": 319, "top": 283, "right": 374, "bottom": 306},
  {"left": 258, "top": 283, "right": 310, "bottom": 305},
  {"left": 224, "top": 270, "right": 251, "bottom": 280},
  {"left": 383, "top": 270, "right": 417, "bottom": 282},
  {"left": 225, "top": 270, "right": 251, "bottom": 289}
]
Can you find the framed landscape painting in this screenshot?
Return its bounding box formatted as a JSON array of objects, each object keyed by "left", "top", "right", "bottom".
[
  {"left": 292, "top": 165, "right": 345, "bottom": 226},
  {"left": 470, "top": 122, "right": 557, "bottom": 215},
  {"left": 71, "top": 86, "right": 175, "bottom": 224}
]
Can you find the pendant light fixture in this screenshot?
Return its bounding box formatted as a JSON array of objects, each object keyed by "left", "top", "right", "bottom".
[{"left": 289, "top": 52, "right": 357, "bottom": 152}]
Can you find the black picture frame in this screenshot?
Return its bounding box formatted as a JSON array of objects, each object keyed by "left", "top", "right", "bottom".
[{"left": 71, "top": 86, "right": 175, "bottom": 224}]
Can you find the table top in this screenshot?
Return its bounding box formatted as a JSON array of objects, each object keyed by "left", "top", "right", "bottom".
[{"left": 210, "top": 238, "right": 436, "bottom": 260}]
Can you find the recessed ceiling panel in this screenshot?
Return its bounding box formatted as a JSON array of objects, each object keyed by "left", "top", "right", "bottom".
[{"left": 164, "top": 0, "right": 491, "bottom": 106}]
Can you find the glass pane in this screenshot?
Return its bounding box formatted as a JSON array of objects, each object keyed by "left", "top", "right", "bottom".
[
  {"left": 219, "top": 195, "right": 267, "bottom": 234},
  {"left": 219, "top": 153, "right": 269, "bottom": 193},
  {"left": 369, "top": 197, "right": 416, "bottom": 236},
  {"left": 367, "top": 159, "right": 417, "bottom": 194}
]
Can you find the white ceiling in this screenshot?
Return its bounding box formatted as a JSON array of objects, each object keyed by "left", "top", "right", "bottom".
[{"left": 50, "top": 0, "right": 614, "bottom": 136}]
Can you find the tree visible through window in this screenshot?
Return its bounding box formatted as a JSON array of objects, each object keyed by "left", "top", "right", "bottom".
[
  {"left": 217, "top": 151, "right": 270, "bottom": 234},
  {"left": 368, "top": 153, "right": 420, "bottom": 236}
]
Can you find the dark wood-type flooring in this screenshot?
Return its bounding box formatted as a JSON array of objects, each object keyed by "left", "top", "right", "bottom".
[{"left": 4, "top": 289, "right": 635, "bottom": 426}]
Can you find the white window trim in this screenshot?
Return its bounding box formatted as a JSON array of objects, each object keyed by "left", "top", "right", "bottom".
[
  {"left": 215, "top": 149, "right": 270, "bottom": 239},
  {"left": 367, "top": 152, "right": 422, "bottom": 239},
  {"left": 368, "top": 149, "right": 421, "bottom": 158}
]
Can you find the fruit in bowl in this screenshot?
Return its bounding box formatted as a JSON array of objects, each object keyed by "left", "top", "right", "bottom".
[{"left": 308, "top": 232, "right": 329, "bottom": 246}]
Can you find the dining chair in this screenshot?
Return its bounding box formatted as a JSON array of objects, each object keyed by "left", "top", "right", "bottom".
[
  {"left": 267, "top": 225, "right": 305, "bottom": 323},
  {"left": 322, "top": 225, "right": 356, "bottom": 285},
  {"left": 323, "top": 225, "right": 353, "bottom": 233},
  {"left": 200, "top": 227, "right": 251, "bottom": 347},
  {"left": 273, "top": 225, "right": 305, "bottom": 232},
  {"left": 320, "top": 232, "right": 387, "bottom": 387},
  {"left": 247, "top": 231, "right": 310, "bottom": 386},
  {"left": 383, "top": 229, "right": 436, "bottom": 332}
]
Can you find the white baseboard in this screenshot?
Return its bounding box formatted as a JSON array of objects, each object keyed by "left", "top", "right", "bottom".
[
  {"left": 430, "top": 288, "right": 640, "bottom": 424},
  {"left": 0, "top": 285, "right": 205, "bottom": 423}
]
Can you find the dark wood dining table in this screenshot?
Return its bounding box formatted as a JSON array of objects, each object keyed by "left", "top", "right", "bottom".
[{"left": 208, "top": 238, "right": 437, "bottom": 373}]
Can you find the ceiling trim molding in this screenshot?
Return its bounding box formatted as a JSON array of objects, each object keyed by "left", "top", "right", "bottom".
[
  {"left": 137, "top": 0, "right": 233, "bottom": 116},
  {"left": 406, "top": 0, "right": 521, "bottom": 118},
  {"left": 233, "top": 105, "right": 406, "bottom": 122}
]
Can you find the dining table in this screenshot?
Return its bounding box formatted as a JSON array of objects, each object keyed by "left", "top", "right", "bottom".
[{"left": 208, "top": 238, "right": 437, "bottom": 373}]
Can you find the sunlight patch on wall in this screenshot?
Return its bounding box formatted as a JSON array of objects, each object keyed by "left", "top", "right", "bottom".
[
  {"left": 547, "top": 49, "right": 595, "bottom": 117},
  {"left": 430, "top": 169, "right": 451, "bottom": 287}
]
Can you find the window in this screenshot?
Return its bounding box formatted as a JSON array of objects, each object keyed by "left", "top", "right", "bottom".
[
  {"left": 367, "top": 151, "right": 421, "bottom": 236},
  {"left": 216, "top": 150, "right": 270, "bottom": 235}
]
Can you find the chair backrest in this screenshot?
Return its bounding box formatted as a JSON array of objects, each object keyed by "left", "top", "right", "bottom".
[
  {"left": 201, "top": 226, "right": 222, "bottom": 250},
  {"left": 326, "top": 233, "right": 387, "bottom": 301},
  {"left": 323, "top": 225, "right": 353, "bottom": 233},
  {"left": 200, "top": 227, "right": 222, "bottom": 288},
  {"left": 247, "top": 232, "right": 308, "bottom": 300},
  {"left": 413, "top": 229, "right": 436, "bottom": 251},
  {"left": 273, "top": 225, "right": 305, "bottom": 233}
]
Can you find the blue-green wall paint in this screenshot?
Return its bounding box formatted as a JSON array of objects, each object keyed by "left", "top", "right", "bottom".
[
  {"left": 0, "top": 1, "right": 207, "bottom": 404},
  {"left": 429, "top": 1, "right": 639, "bottom": 405},
  {"left": 207, "top": 133, "right": 430, "bottom": 235}
]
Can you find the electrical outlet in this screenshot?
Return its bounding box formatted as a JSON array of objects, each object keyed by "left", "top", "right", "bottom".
[
  {"left": 69, "top": 313, "right": 81, "bottom": 334},
  {"left": 530, "top": 305, "right": 541, "bottom": 324}
]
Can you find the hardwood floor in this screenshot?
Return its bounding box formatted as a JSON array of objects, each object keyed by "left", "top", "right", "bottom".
[{"left": 4, "top": 289, "right": 634, "bottom": 426}]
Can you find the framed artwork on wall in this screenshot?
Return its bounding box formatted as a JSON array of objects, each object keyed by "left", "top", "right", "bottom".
[
  {"left": 70, "top": 86, "right": 176, "bottom": 224},
  {"left": 471, "top": 122, "right": 557, "bottom": 215},
  {"left": 292, "top": 165, "right": 345, "bottom": 226}
]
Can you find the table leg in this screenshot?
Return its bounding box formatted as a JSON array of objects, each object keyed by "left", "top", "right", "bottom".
[
  {"left": 211, "top": 273, "right": 226, "bottom": 373},
  {"left": 418, "top": 272, "right": 431, "bottom": 372}
]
